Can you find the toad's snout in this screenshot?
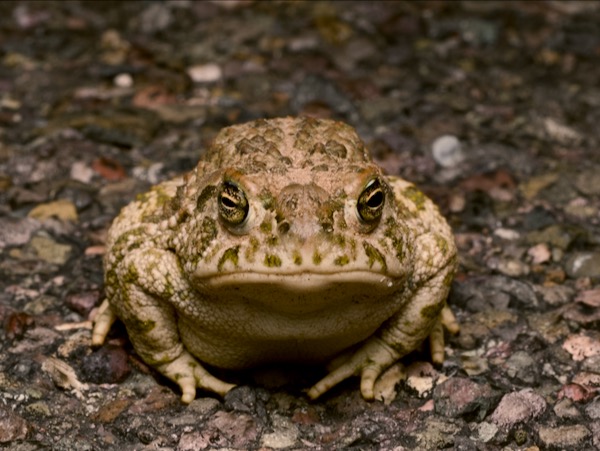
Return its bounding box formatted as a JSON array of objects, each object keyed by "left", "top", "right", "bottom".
[{"left": 275, "top": 183, "right": 332, "bottom": 242}]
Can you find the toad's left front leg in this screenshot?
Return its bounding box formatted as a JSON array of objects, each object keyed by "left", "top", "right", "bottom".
[{"left": 308, "top": 248, "right": 457, "bottom": 400}]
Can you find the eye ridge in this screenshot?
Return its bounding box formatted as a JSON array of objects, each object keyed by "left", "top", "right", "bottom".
[
  {"left": 218, "top": 181, "right": 249, "bottom": 226},
  {"left": 357, "top": 178, "right": 385, "bottom": 224}
]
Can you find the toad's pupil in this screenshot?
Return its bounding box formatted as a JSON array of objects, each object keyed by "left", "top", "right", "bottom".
[{"left": 367, "top": 191, "right": 383, "bottom": 208}]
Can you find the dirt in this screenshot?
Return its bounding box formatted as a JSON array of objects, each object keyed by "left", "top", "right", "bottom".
[{"left": 1, "top": 2, "right": 600, "bottom": 450}]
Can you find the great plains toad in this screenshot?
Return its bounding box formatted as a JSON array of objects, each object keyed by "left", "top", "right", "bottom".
[{"left": 92, "top": 117, "right": 459, "bottom": 403}]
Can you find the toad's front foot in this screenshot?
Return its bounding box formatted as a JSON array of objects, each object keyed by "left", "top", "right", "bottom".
[
  {"left": 307, "top": 337, "right": 400, "bottom": 400},
  {"left": 92, "top": 301, "right": 235, "bottom": 403},
  {"left": 157, "top": 352, "right": 236, "bottom": 403},
  {"left": 308, "top": 305, "right": 460, "bottom": 401}
]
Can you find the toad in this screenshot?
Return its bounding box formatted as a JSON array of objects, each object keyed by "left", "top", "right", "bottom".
[{"left": 92, "top": 117, "right": 458, "bottom": 403}]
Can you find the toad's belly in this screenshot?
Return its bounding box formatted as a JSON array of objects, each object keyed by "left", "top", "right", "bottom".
[{"left": 177, "top": 281, "right": 409, "bottom": 368}]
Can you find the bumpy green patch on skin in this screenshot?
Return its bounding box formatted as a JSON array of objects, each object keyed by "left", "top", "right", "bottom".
[
  {"left": 162, "top": 278, "right": 175, "bottom": 298},
  {"left": 185, "top": 217, "right": 218, "bottom": 267},
  {"left": 363, "top": 241, "right": 387, "bottom": 273},
  {"left": 196, "top": 185, "right": 217, "bottom": 212},
  {"left": 384, "top": 218, "right": 406, "bottom": 261},
  {"left": 139, "top": 185, "right": 176, "bottom": 223},
  {"left": 266, "top": 235, "right": 279, "bottom": 246},
  {"left": 128, "top": 318, "right": 157, "bottom": 336},
  {"left": 121, "top": 260, "right": 140, "bottom": 284},
  {"left": 259, "top": 190, "right": 276, "bottom": 210},
  {"left": 218, "top": 246, "right": 240, "bottom": 271},
  {"left": 292, "top": 251, "right": 303, "bottom": 265},
  {"left": 334, "top": 255, "right": 350, "bottom": 266},
  {"left": 402, "top": 186, "right": 427, "bottom": 211},
  {"left": 245, "top": 236, "right": 260, "bottom": 261},
  {"left": 434, "top": 233, "right": 449, "bottom": 257},
  {"left": 105, "top": 268, "right": 119, "bottom": 290},
  {"left": 332, "top": 234, "right": 346, "bottom": 247},
  {"left": 153, "top": 185, "right": 174, "bottom": 206},
  {"left": 420, "top": 301, "right": 444, "bottom": 320},
  {"left": 249, "top": 236, "right": 260, "bottom": 251},
  {"left": 443, "top": 262, "right": 457, "bottom": 287},
  {"left": 260, "top": 220, "right": 272, "bottom": 234},
  {"left": 264, "top": 254, "right": 282, "bottom": 267},
  {"left": 113, "top": 227, "right": 148, "bottom": 254},
  {"left": 201, "top": 217, "right": 218, "bottom": 242},
  {"left": 145, "top": 258, "right": 176, "bottom": 298},
  {"left": 313, "top": 251, "right": 322, "bottom": 265},
  {"left": 348, "top": 238, "right": 357, "bottom": 258},
  {"left": 135, "top": 191, "right": 151, "bottom": 203}
]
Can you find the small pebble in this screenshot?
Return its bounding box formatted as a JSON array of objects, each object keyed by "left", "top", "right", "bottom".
[
  {"left": 584, "top": 398, "right": 600, "bottom": 420},
  {"left": 565, "top": 252, "right": 600, "bottom": 278},
  {"left": 70, "top": 161, "right": 95, "bottom": 184},
  {"left": 113, "top": 73, "right": 133, "bottom": 88},
  {"left": 0, "top": 406, "right": 28, "bottom": 443},
  {"left": 187, "top": 397, "right": 221, "bottom": 416},
  {"left": 527, "top": 243, "right": 551, "bottom": 264},
  {"left": 490, "top": 389, "right": 546, "bottom": 427},
  {"left": 260, "top": 414, "right": 299, "bottom": 449},
  {"left": 553, "top": 398, "right": 580, "bottom": 419},
  {"left": 504, "top": 351, "right": 538, "bottom": 385},
  {"left": 493, "top": 228, "right": 520, "bottom": 241},
  {"left": 574, "top": 170, "right": 600, "bottom": 196},
  {"left": 187, "top": 63, "right": 222, "bottom": 83},
  {"left": 538, "top": 424, "right": 591, "bottom": 449},
  {"left": 27, "top": 235, "right": 72, "bottom": 265},
  {"left": 431, "top": 135, "right": 465, "bottom": 168},
  {"left": 433, "top": 377, "right": 499, "bottom": 420},
  {"left": 28, "top": 200, "right": 78, "bottom": 222},
  {"left": 474, "top": 421, "right": 498, "bottom": 443},
  {"left": 563, "top": 334, "right": 600, "bottom": 362}
]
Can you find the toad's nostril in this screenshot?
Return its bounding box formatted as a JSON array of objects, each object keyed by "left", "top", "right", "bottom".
[{"left": 278, "top": 220, "right": 290, "bottom": 234}]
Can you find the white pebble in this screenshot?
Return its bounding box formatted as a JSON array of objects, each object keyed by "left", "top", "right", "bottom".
[
  {"left": 431, "top": 135, "right": 465, "bottom": 168},
  {"left": 493, "top": 228, "right": 520, "bottom": 241},
  {"left": 70, "top": 161, "right": 94, "bottom": 183},
  {"left": 527, "top": 243, "right": 552, "bottom": 264},
  {"left": 187, "top": 63, "right": 222, "bottom": 83},
  {"left": 113, "top": 73, "right": 133, "bottom": 88}
]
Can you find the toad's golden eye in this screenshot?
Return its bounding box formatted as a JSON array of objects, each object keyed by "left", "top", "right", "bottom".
[
  {"left": 218, "top": 181, "right": 249, "bottom": 227},
  {"left": 357, "top": 178, "right": 385, "bottom": 225}
]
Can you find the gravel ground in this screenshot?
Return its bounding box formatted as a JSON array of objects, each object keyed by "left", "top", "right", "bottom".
[{"left": 1, "top": 1, "right": 600, "bottom": 450}]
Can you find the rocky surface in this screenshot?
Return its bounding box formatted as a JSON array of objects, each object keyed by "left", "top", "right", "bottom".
[{"left": 1, "top": 1, "right": 600, "bottom": 450}]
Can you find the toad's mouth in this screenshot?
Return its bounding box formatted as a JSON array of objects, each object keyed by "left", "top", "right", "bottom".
[
  {"left": 195, "top": 270, "right": 397, "bottom": 289},
  {"left": 192, "top": 271, "right": 402, "bottom": 315}
]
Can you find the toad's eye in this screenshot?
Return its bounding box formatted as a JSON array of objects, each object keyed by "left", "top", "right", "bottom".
[
  {"left": 357, "top": 178, "right": 385, "bottom": 225},
  {"left": 218, "top": 181, "right": 249, "bottom": 227}
]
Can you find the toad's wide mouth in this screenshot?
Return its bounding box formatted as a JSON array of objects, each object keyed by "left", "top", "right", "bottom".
[
  {"left": 192, "top": 271, "right": 403, "bottom": 315},
  {"left": 194, "top": 270, "right": 398, "bottom": 290}
]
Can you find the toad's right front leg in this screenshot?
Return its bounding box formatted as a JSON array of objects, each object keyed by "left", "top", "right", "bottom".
[{"left": 94, "top": 248, "right": 235, "bottom": 403}]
